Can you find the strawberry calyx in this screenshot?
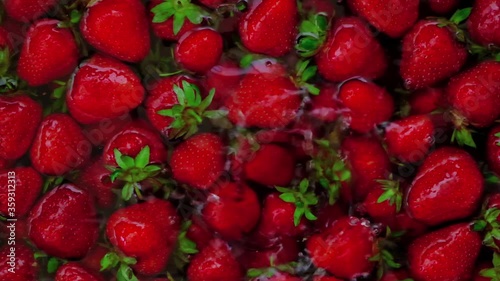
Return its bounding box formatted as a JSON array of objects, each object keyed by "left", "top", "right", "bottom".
[
  {"left": 449, "top": 109, "right": 477, "bottom": 148},
  {"left": 172, "top": 220, "right": 199, "bottom": 269},
  {"left": 151, "top": 0, "right": 210, "bottom": 35},
  {"left": 247, "top": 260, "right": 298, "bottom": 279},
  {"left": 43, "top": 80, "right": 68, "bottom": 116},
  {"left": 294, "top": 59, "right": 320, "bottom": 95},
  {"left": 100, "top": 251, "right": 139, "bottom": 281},
  {"left": 34, "top": 251, "right": 67, "bottom": 274},
  {"left": 0, "top": 46, "right": 10, "bottom": 76},
  {"left": 473, "top": 207, "right": 500, "bottom": 249},
  {"left": 157, "top": 81, "right": 225, "bottom": 139},
  {"left": 42, "top": 176, "right": 64, "bottom": 193},
  {"left": 376, "top": 175, "right": 403, "bottom": 213},
  {"left": 480, "top": 253, "right": 500, "bottom": 281},
  {"left": 295, "top": 13, "right": 329, "bottom": 58},
  {"left": 276, "top": 178, "right": 319, "bottom": 226},
  {"left": 371, "top": 227, "right": 405, "bottom": 279}
]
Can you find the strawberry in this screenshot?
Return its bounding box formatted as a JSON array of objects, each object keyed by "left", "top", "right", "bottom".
[
  {"left": 487, "top": 125, "right": 500, "bottom": 176},
  {"left": 302, "top": 0, "right": 336, "bottom": 17},
  {"left": 76, "top": 158, "right": 118, "bottom": 209},
  {"left": 198, "top": 0, "right": 231, "bottom": 9},
  {"left": 428, "top": 0, "right": 459, "bottom": 14},
  {"left": 28, "top": 184, "right": 99, "bottom": 259},
  {"left": 347, "top": 0, "right": 419, "bottom": 38},
  {"left": 0, "top": 167, "right": 42, "bottom": 217},
  {"left": 105, "top": 199, "right": 180, "bottom": 276},
  {"left": 226, "top": 60, "right": 302, "bottom": 128},
  {"left": 55, "top": 262, "right": 104, "bottom": 281},
  {"left": 0, "top": 243, "right": 38, "bottom": 281},
  {"left": 201, "top": 59, "right": 242, "bottom": 109},
  {"left": 0, "top": 94, "right": 42, "bottom": 160},
  {"left": 175, "top": 28, "right": 223, "bottom": 73},
  {"left": 186, "top": 217, "right": 213, "bottom": 250},
  {"left": 468, "top": 0, "right": 500, "bottom": 47},
  {"left": 383, "top": 114, "right": 435, "bottom": 163},
  {"left": 82, "top": 114, "right": 133, "bottom": 147},
  {"left": 313, "top": 276, "right": 343, "bottom": 281},
  {"left": 309, "top": 84, "right": 340, "bottom": 122},
  {"left": 4, "top": 0, "right": 57, "bottom": 22},
  {"left": 240, "top": 237, "right": 299, "bottom": 270},
  {"left": 0, "top": 158, "right": 12, "bottom": 170},
  {"left": 338, "top": 79, "right": 394, "bottom": 134},
  {"left": 407, "top": 147, "right": 483, "bottom": 226},
  {"left": 80, "top": 0, "right": 150, "bottom": 62},
  {"left": 251, "top": 272, "right": 301, "bottom": 281},
  {"left": 30, "top": 114, "right": 92, "bottom": 176},
  {"left": 400, "top": 19, "right": 468, "bottom": 90},
  {"left": 316, "top": 17, "right": 387, "bottom": 83},
  {"left": 408, "top": 88, "right": 446, "bottom": 115},
  {"left": 360, "top": 179, "right": 403, "bottom": 225},
  {"left": 187, "top": 238, "right": 243, "bottom": 281},
  {"left": 17, "top": 19, "right": 79, "bottom": 86},
  {"left": 170, "top": 133, "right": 225, "bottom": 189},
  {"left": 314, "top": 203, "right": 347, "bottom": 231},
  {"left": 380, "top": 270, "right": 412, "bottom": 281},
  {"left": 307, "top": 216, "right": 377, "bottom": 279},
  {"left": 408, "top": 223, "right": 481, "bottom": 281},
  {"left": 238, "top": 0, "right": 298, "bottom": 57},
  {"left": 67, "top": 54, "right": 145, "bottom": 125},
  {"left": 81, "top": 245, "right": 109, "bottom": 273},
  {"left": 202, "top": 181, "right": 260, "bottom": 240}
]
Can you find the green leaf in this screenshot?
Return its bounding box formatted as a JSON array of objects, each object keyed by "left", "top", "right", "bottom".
[
  {"left": 299, "top": 179, "right": 309, "bottom": 194},
  {"left": 33, "top": 251, "right": 47, "bottom": 259},
  {"left": 293, "top": 207, "right": 305, "bottom": 226},
  {"left": 117, "top": 264, "right": 139, "bottom": 281},
  {"left": 70, "top": 10, "right": 82, "bottom": 24},
  {"left": 179, "top": 237, "right": 199, "bottom": 254},
  {"left": 47, "top": 257, "right": 60, "bottom": 274},
  {"left": 173, "top": 84, "right": 186, "bottom": 105},
  {"left": 480, "top": 268, "right": 497, "bottom": 278},
  {"left": 494, "top": 252, "right": 500, "bottom": 267},
  {"left": 275, "top": 186, "right": 292, "bottom": 193},
  {"left": 240, "top": 54, "right": 254, "bottom": 68},
  {"left": 377, "top": 189, "right": 395, "bottom": 204},
  {"left": 280, "top": 193, "right": 296, "bottom": 203},
  {"left": 134, "top": 146, "right": 150, "bottom": 169},
  {"left": 301, "top": 65, "right": 317, "bottom": 82},
  {"left": 122, "top": 182, "right": 135, "bottom": 201},
  {"left": 474, "top": 219, "right": 488, "bottom": 232},
  {"left": 247, "top": 268, "right": 265, "bottom": 278},
  {"left": 299, "top": 20, "right": 317, "bottom": 33},
  {"left": 100, "top": 252, "right": 120, "bottom": 271},
  {"left": 199, "top": 88, "right": 215, "bottom": 112},
  {"left": 452, "top": 128, "right": 476, "bottom": 148},
  {"left": 143, "top": 165, "right": 162, "bottom": 173},
  {"left": 450, "top": 7, "right": 472, "bottom": 25},
  {"left": 304, "top": 209, "right": 317, "bottom": 221},
  {"left": 203, "top": 110, "right": 227, "bottom": 119},
  {"left": 158, "top": 109, "right": 175, "bottom": 117},
  {"left": 121, "top": 257, "right": 137, "bottom": 265},
  {"left": 315, "top": 14, "right": 328, "bottom": 32},
  {"left": 173, "top": 14, "right": 186, "bottom": 35}
]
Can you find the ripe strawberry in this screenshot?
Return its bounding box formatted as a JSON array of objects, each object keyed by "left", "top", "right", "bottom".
[
  {"left": 4, "top": 0, "right": 57, "bottom": 22},
  {"left": 80, "top": 0, "right": 150, "bottom": 62},
  {"left": 81, "top": 245, "right": 109, "bottom": 273},
  {"left": 0, "top": 94, "right": 42, "bottom": 160},
  {"left": 407, "top": 147, "right": 483, "bottom": 226},
  {"left": 487, "top": 125, "right": 500, "bottom": 176},
  {"left": 383, "top": 114, "right": 435, "bottom": 163},
  {"left": 0, "top": 167, "right": 42, "bottom": 217},
  {"left": 316, "top": 17, "right": 387, "bottom": 83},
  {"left": 380, "top": 270, "right": 412, "bottom": 281},
  {"left": 67, "top": 54, "right": 145, "bottom": 125},
  {"left": 170, "top": 133, "right": 225, "bottom": 189},
  {"left": 76, "top": 158, "right": 118, "bottom": 209},
  {"left": 17, "top": 19, "right": 79, "bottom": 86},
  {"left": 0, "top": 158, "right": 12, "bottom": 170},
  {"left": 302, "top": 0, "right": 336, "bottom": 17},
  {"left": 201, "top": 60, "right": 242, "bottom": 109},
  {"left": 360, "top": 180, "right": 402, "bottom": 225},
  {"left": 187, "top": 238, "right": 243, "bottom": 281},
  {"left": 175, "top": 28, "right": 223, "bottom": 73},
  {"left": 239, "top": 237, "right": 299, "bottom": 269},
  {"left": 309, "top": 84, "right": 340, "bottom": 122},
  {"left": 202, "top": 181, "right": 260, "bottom": 240},
  {"left": 186, "top": 217, "right": 214, "bottom": 250},
  {"left": 313, "top": 276, "right": 343, "bottom": 281},
  {"left": 428, "top": 0, "right": 459, "bottom": 14},
  {"left": 314, "top": 203, "right": 347, "bottom": 231},
  {"left": 82, "top": 114, "right": 133, "bottom": 147},
  {"left": 30, "top": 114, "right": 92, "bottom": 176},
  {"left": 106, "top": 199, "right": 180, "bottom": 275},
  {"left": 408, "top": 223, "right": 481, "bottom": 281},
  {"left": 307, "top": 216, "right": 377, "bottom": 279},
  {"left": 226, "top": 60, "right": 302, "bottom": 128},
  {"left": 347, "top": 0, "right": 419, "bottom": 38},
  {"left": 409, "top": 88, "right": 445, "bottom": 115},
  {"left": 468, "top": 0, "right": 500, "bottom": 47},
  {"left": 0, "top": 243, "right": 38, "bottom": 281},
  {"left": 198, "top": 0, "right": 231, "bottom": 9},
  {"left": 55, "top": 262, "right": 104, "bottom": 281},
  {"left": 400, "top": 20, "right": 468, "bottom": 90},
  {"left": 28, "top": 184, "right": 99, "bottom": 259},
  {"left": 251, "top": 272, "right": 301, "bottom": 281},
  {"left": 243, "top": 144, "right": 296, "bottom": 187},
  {"left": 238, "top": 0, "right": 298, "bottom": 57},
  {"left": 338, "top": 79, "right": 394, "bottom": 133}
]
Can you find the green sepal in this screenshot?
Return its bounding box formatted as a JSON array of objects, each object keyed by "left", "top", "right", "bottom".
[
  {"left": 376, "top": 176, "right": 403, "bottom": 212},
  {"left": 295, "top": 13, "right": 329, "bottom": 57},
  {"left": 151, "top": 0, "right": 209, "bottom": 34},
  {"left": 100, "top": 252, "right": 120, "bottom": 271},
  {"left": 451, "top": 127, "right": 476, "bottom": 148},
  {"left": 117, "top": 263, "right": 139, "bottom": 281},
  {"left": 276, "top": 178, "right": 318, "bottom": 226},
  {"left": 47, "top": 257, "right": 60, "bottom": 274},
  {"left": 0, "top": 47, "right": 10, "bottom": 76},
  {"left": 449, "top": 7, "right": 472, "bottom": 25},
  {"left": 178, "top": 220, "right": 199, "bottom": 255},
  {"left": 240, "top": 54, "right": 254, "bottom": 68}
]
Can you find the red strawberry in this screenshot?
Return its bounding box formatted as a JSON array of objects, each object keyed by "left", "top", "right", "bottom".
[
  {"left": 81, "top": 245, "right": 109, "bottom": 273},
  {"left": 302, "top": 0, "right": 336, "bottom": 17},
  {"left": 0, "top": 158, "right": 12, "bottom": 170},
  {"left": 314, "top": 203, "right": 347, "bottom": 231},
  {"left": 198, "top": 0, "right": 231, "bottom": 9},
  {"left": 55, "top": 262, "right": 104, "bottom": 281},
  {"left": 28, "top": 184, "right": 99, "bottom": 259},
  {"left": 30, "top": 114, "right": 92, "bottom": 176},
  {"left": 4, "top": 0, "right": 57, "bottom": 22},
  {"left": 170, "top": 133, "right": 225, "bottom": 189},
  {"left": 239, "top": 237, "right": 299, "bottom": 269},
  {"left": 316, "top": 17, "right": 387, "bottom": 83},
  {"left": 0, "top": 94, "right": 42, "bottom": 160},
  {"left": 309, "top": 84, "right": 340, "bottom": 122},
  {"left": 348, "top": 0, "right": 419, "bottom": 38},
  {"left": 360, "top": 180, "right": 402, "bottom": 225},
  {"left": 388, "top": 211, "right": 428, "bottom": 238},
  {"left": 408, "top": 223, "right": 481, "bottom": 281},
  {"left": 186, "top": 217, "right": 214, "bottom": 250},
  {"left": 468, "top": 0, "right": 500, "bottom": 47},
  {"left": 187, "top": 238, "right": 243, "bottom": 281},
  {"left": 77, "top": 158, "right": 118, "bottom": 209},
  {"left": 383, "top": 114, "right": 435, "bottom": 163},
  {"left": 0, "top": 243, "right": 38, "bottom": 281},
  {"left": 407, "top": 147, "right": 483, "bottom": 226},
  {"left": 252, "top": 272, "right": 302, "bottom": 281},
  {"left": 106, "top": 199, "right": 180, "bottom": 275},
  {"left": 202, "top": 181, "right": 260, "bottom": 240},
  {"left": 409, "top": 88, "right": 445, "bottom": 115},
  {"left": 338, "top": 79, "right": 394, "bottom": 134},
  {"left": 67, "top": 54, "right": 145, "bottom": 125},
  {"left": 428, "top": 0, "right": 459, "bottom": 14},
  {"left": 307, "top": 216, "right": 377, "bottom": 279},
  {"left": 82, "top": 114, "right": 133, "bottom": 147},
  {"left": 175, "top": 28, "right": 223, "bottom": 73},
  {"left": 313, "top": 276, "right": 343, "bottom": 281},
  {"left": 80, "top": 0, "right": 150, "bottom": 62},
  {"left": 0, "top": 167, "right": 42, "bottom": 217},
  {"left": 401, "top": 20, "right": 468, "bottom": 90},
  {"left": 238, "top": 0, "right": 298, "bottom": 57},
  {"left": 487, "top": 125, "right": 500, "bottom": 176},
  {"left": 226, "top": 60, "right": 302, "bottom": 128},
  {"left": 201, "top": 60, "right": 242, "bottom": 109},
  {"left": 380, "top": 270, "right": 412, "bottom": 281},
  {"left": 17, "top": 19, "right": 79, "bottom": 86}
]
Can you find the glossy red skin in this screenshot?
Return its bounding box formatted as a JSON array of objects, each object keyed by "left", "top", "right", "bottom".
[
  {"left": 408, "top": 223, "right": 481, "bottom": 281},
  {"left": 407, "top": 147, "right": 484, "bottom": 226},
  {"left": 201, "top": 60, "right": 242, "bottom": 109},
  {"left": 314, "top": 203, "right": 347, "bottom": 231},
  {"left": 468, "top": 0, "right": 500, "bottom": 46},
  {"left": 384, "top": 114, "right": 435, "bottom": 163},
  {"left": 82, "top": 114, "right": 133, "bottom": 146},
  {"left": 387, "top": 210, "right": 427, "bottom": 238},
  {"left": 80, "top": 0, "right": 150, "bottom": 62},
  {"left": 348, "top": 0, "right": 419, "bottom": 38},
  {"left": 310, "top": 84, "right": 340, "bottom": 122},
  {"left": 428, "top": 0, "right": 458, "bottom": 14},
  {"left": 244, "top": 144, "right": 296, "bottom": 187},
  {"left": 253, "top": 272, "right": 302, "bottom": 281},
  {"left": 338, "top": 79, "right": 394, "bottom": 134},
  {"left": 487, "top": 193, "right": 500, "bottom": 209},
  {"left": 380, "top": 270, "right": 412, "bottom": 281},
  {"left": 4, "top": 0, "right": 57, "bottom": 22},
  {"left": 401, "top": 20, "right": 467, "bottom": 90},
  {"left": 28, "top": 184, "right": 99, "bottom": 259},
  {"left": 239, "top": 237, "right": 299, "bottom": 269},
  {"left": 55, "top": 262, "right": 104, "bottom": 281},
  {"left": 361, "top": 187, "right": 397, "bottom": 224},
  {"left": 447, "top": 61, "right": 500, "bottom": 127},
  {"left": 302, "top": 0, "right": 336, "bottom": 17},
  {"left": 103, "top": 121, "right": 168, "bottom": 166},
  {"left": 67, "top": 54, "right": 145, "bottom": 125},
  {"left": 81, "top": 245, "right": 109, "bottom": 273},
  {"left": 409, "top": 88, "right": 445, "bottom": 115},
  {"left": 0, "top": 167, "right": 42, "bottom": 217},
  {"left": 106, "top": 199, "right": 180, "bottom": 275},
  {"left": 0, "top": 243, "right": 38, "bottom": 281},
  {"left": 203, "top": 182, "right": 260, "bottom": 240},
  {"left": 0, "top": 94, "right": 42, "bottom": 160},
  {"left": 226, "top": 61, "right": 301, "bottom": 128},
  {"left": 0, "top": 158, "right": 13, "bottom": 170},
  {"left": 187, "top": 217, "right": 214, "bottom": 250},
  {"left": 171, "top": 133, "right": 225, "bottom": 189},
  {"left": 316, "top": 17, "right": 387, "bottom": 83},
  {"left": 175, "top": 28, "right": 223, "bottom": 73},
  {"left": 148, "top": 0, "right": 199, "bottom": 41},
  {"left": 307, "top": 216, "right": 376, "bottom": 279},
  {"left": 487, "top": 125, "right": 500, "bottom": 175},
  {"left": 187, "top": 239, "right": 243, "bottom": 281},
  {"left": 313, "top": 276, "right": 343, "bottom": 281},
  {"left": 17, "top": 19, "right": 78, "bottom": 86},
  {"left": 238, "top": 0, "right": 298, "bottom": 57},
  {"left": 30, "top": 114, "right": 92, "bottom": 176},
  {"left": 77, "top": 158, "right": 118, "bottom": 209}
]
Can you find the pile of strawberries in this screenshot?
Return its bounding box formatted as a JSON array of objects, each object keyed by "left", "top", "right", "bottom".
[{"left": 3, "top": 0, "right": 500, "bottom": 280}]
